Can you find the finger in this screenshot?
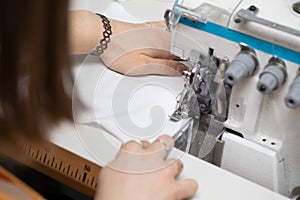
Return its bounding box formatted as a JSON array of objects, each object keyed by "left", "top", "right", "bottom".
[
  {"left": 120, "top": 140, "right": 144, "bottom": 153},
  {"left": 139, "top": 140, "right": 151, "bottom": 149},
  {"left": 117, "top": 63, "right": 179, "bottom": 76},
  {"left": 165, "top": 159, "right": 184, "bottom": 178},
  {"left": 151, "top": 58, "right": 188, "bottom": 75},
  {"left": 140, "top": 48, "right": 178, "bottom": 60},
  {"left": 142, "top": 54, "right": 188, "bottom": 76},
  {"left": 115, "top": 56, "right": 187, "bottom": 76},
  {"left": 174, "top": 179, "right": 198, "bottom": 200},
  {"left": 148, "top": 135, "right": 174, "bottom": 160},
  {"left": 150, "top": 135, "right": 174, "bottom": 151}
]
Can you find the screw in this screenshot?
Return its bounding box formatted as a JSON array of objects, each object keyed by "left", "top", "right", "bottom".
[
  {"left": 234, "top": 18, "right": 241, "bottom": 23},
  {"left": 249, "top": 5, "right": 257, "bottom": 11}
]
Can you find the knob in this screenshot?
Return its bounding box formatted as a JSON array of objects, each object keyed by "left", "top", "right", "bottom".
[
  {"left": 257, "top": 57, "right": 287, "bottom": 94},
  {"left": 224, "top": 44, "right": 258, "bottom": 85},
  {"left": 285, "top": 74, "right": 300, "bottom": 109}
]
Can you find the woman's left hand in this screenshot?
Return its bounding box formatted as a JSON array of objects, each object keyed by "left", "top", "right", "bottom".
[{"left": 95, "top": 135, "right": 198, "bottom": 200}]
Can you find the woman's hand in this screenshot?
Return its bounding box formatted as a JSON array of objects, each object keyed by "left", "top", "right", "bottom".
[
  {"left": 102, "top": 20, "right": 187, "bottom": 76},
  {"left": 106, "top": 48, "right": 187, "bottom": 76},
  {"left": 95, "top": 135, "right": 198, "bottom": 200},
  {"left": 69, "top": 11, "right": 187, "bottom": 76}
]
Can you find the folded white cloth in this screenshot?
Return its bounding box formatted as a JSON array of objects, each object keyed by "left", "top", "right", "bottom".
[
  {"left": 73, "top": 54, "right": 186, "bottom": 142},
  {"left": 71, "top": 1, "right": 186, "bottom": 143}
]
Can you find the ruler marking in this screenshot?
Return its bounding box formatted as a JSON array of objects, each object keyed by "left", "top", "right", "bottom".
[
  {"left": 59, "top": 161, "right": 63, "bottom": 171},
  {"left": 43, "top": 153, "right": 47, "bottom": 163},
  {"left": 27, "top": 146, "right": 32, "bottom": 155},
  {"left": 91, "top": 177, "right": 95, "bottom": 186},
  {"left": 35, "top": 150, "right": 40, "bottom": 160},
  {"left": 82, "top": 172, "right": 87, "bottom": 183},
  {"left": 75, "top": 169, "right": 78, "bottom": 178},
  {"left": 67, "top": 165, "right": 70, "bottom": 175},
  {"left": 20, "top": 142, "right": 102, "bottom": 197},
  {"left": 51, "top": 157, "right": 54, "bottom": 167}
]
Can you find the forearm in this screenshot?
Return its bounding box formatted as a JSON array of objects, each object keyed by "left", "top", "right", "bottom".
[
  {"left": 68, "top": 11, "right": 185, "bottom": 76},
  {"left": 69, "top": 10, "right": 105, "bottom": 55},
  {"left": 68, "top": 10, "right": 141, "bottom": 55}
]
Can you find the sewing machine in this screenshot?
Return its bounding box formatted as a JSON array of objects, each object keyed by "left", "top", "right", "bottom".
[
  {"left": 165, "top": 0, "right": 300, "bottom": 198},
  {"left": 15, "top": 0, "right": 296, "bottom": 199}
]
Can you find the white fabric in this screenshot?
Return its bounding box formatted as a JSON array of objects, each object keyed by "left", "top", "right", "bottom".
[
  {"left": 73, "top": 54, "right": 187, "bottom": 143},
  {"left": 71, "top": 3, "right": 188, "bottom": 143}
]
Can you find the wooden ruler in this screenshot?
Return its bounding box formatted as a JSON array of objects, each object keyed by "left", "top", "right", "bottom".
[{"left": 20, "top": 141, "right": 102, "bottom": 197}]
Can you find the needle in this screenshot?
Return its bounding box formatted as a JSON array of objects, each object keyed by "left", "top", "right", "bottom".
[{"left": 172, "top": 119, "right": 192, "bottom": 141}]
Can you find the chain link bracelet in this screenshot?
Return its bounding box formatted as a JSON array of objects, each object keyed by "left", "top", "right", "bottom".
[{"left": 91, "top": 13, "right": 112, "bottom": 56}]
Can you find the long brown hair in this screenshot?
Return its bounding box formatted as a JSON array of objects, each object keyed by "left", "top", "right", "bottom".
[{"left": 0, "top": 0, "right": 73, "bottom": 144}]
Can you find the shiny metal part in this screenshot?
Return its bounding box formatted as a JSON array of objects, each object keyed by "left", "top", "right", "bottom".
[
  {"left": 172, "top": 119, "right": 192, "bottom": 141},
  {"left": 170, "top": 48, "right": 228, "bottom": 158},
  {"left": 164, "top": 3, "right": 207, "bottom": 32},
  {"left": 235, "top": 8, "right": 300, "bottom": 37},
  {"left": 164, "top": 9, "right": 173, "bottom": 32}
]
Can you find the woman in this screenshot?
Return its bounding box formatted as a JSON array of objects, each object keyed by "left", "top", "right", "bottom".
[{"left": 0, "top": 0, "right": 197, "bottom": 199}]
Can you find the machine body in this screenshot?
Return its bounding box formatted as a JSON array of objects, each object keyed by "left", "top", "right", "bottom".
[{"left": 165, "top": 0, "right": 300, "bottom": 198}]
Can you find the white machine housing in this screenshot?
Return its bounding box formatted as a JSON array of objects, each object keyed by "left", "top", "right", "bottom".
[{"left": 166, "top": 0, "right": 300, "bottom": 198}]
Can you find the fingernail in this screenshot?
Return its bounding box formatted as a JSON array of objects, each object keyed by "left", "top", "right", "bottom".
[
  {"left": 173, "top": 56, "right": 187, "bottom": 61},
  {"left": 176, "top": 64, "right": 188, "bottom": 73},
  {"left": 178, "top": 160, "right": 184, "bottom": 172}
]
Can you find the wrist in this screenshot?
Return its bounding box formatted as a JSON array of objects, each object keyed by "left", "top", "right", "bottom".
[{"left": 91, "top": 13, "right": 112, "bottom": 56}]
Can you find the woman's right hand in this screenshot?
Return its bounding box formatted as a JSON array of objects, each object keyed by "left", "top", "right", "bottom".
[
  {"left": 69, "top": 10, "right": 187, "bottom": 76},
  {"left": 95, "top": 135, "right": 198, "bottom": 200}
]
